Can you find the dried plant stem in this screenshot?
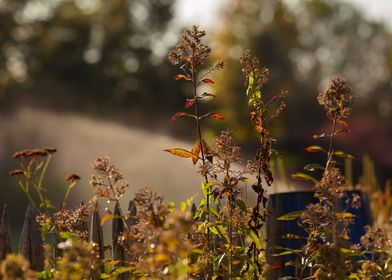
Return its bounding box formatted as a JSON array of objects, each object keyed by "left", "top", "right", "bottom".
[
  {"left": 326, "top": 110, "right": 338, "bottom": 244},
  {"left": 107, "top": 178, "right": 129, "bottom": 230},
  {"left": 191, "top": 61, "right": 211, "bottom": 245}
]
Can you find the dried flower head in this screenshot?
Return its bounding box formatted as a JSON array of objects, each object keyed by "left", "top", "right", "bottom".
[
  {"left": 314, "top": 167, "right": 346, "bottom": 202},
  {"left": 52, "top": 205, "right": 90, "bottom": 239},
  {"left": 9, "top": 169, "right": 24, "bottom": 177},
  {"left": 317, "top": 77, "right": 355, "bottom": 119},
  {"left": 168, "top": 25, "right": 211, "bottom": 67},
  {"left": 240, "top": 50, "right": 269, "bottom": 88},
  {"left": 132, "top": 187, "right": 171, "bottom": 228},
  {"left": 214, "top": 130, "right": 241, "bottom": 165},
  {"left": 90, "top": 157, "right": 129, "bottom": 202},
  {"left": 300, "top": 203, "right": 333, "bottom": 232},
  {"left": 360, "top": 225, "right": 390, "bottom": 251},
  {"left": 65, "top": 173, "right": 81, "bottom": 182}
]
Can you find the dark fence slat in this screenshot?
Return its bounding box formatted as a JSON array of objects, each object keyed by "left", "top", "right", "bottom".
[
  {"left": 126, "top": 200, "right": 137, "bottom": 227},
  {"left": 19, "top": 204, "right": 44, "bottom": 271},
  {"left": 0, "top": 204, "right": 12, "bottom": 260},
  {"left": 112, "top": 202, "right": 125, "bottom": 261},
  {"left": 112, "top": 202, "right": 128, "bottom": 280},
  {"left": 90, "top": 206, "right": 104, "bottom": 280}
]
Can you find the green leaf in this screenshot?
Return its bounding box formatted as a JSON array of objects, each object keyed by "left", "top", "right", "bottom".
[
  {"left": 304, "top": 164, "right": 325, "bottom": 172},
  {"left": 272, "top": 251, "right": 296, "bottom": 257},
  {"left": 235, "top": 199, "right": 247, "bottom": 212},
  {"left": 277, "top": 211, "right": 302, "bottom": 221},
  {"left": 333, "top": 151, "right": 355, "bottom": 159},
  {"left": 291, "top": 172, "right": 319, "bottom": 183}
]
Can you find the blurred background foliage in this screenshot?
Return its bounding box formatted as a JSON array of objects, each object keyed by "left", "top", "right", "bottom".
[{"left": 0, "top": 0, "right": 391, "bottom": 235}]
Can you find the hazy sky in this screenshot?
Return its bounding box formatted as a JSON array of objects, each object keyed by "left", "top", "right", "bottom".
[{"left": 175, "top": 0, "right": 392, "bottom": 29}]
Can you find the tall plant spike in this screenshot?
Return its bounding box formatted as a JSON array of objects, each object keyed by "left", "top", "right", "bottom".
[
  {"left": 19, "top": 204, "right": 44, "bottom": 271},
  {"left": 0, "top": 204, "right": 12, "bottom": 260}
]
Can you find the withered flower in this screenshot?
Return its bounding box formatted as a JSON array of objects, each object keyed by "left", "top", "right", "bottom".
[
  {"left": 168, "top": 25, "right": 211, "bottom": 67},
  {"left": 314, "top": 167, "right": 346, "bottom": 202},
  {"left": 65, "top": 173, "right": 81, "bottom": 182},
  {"left": 300, "top": 203, "right": 333, "bottom": 231},
  {"left": 9, "top": 169, "right": 24, "bottom": 177},
  {"left": 317, "top": 77, "right": 355, "bottom": 119},
  {"left": 360, "top": 225, "right": 390, "bottom": 251},
  {"left": 240, "top": 49, "right": 269, "bottom": 88},
  {"left": 90, "top": 157, "right": 129, "bottom": 202}
]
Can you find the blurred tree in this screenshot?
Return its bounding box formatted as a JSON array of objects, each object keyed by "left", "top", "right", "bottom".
[
  {"left": 0, "top": 0, "right": 183, "bottom": 117},
  {"left": 211, "top": 0, "right": 392, "bottom": 180}
]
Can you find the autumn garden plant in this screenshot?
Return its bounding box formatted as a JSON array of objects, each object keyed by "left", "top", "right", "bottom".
[{"left": 0, "top": 25, "right": 390, "bottom": 280}]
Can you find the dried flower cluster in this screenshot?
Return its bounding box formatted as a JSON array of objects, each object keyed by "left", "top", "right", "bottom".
[
  {"left": 168, "top": 25, "right": 211, "bottom": 67},
  {"left": 90, "top": 157, "right": 129, "bottom": 203},
  {"left": 314, "top": 167, "right": 345, "bottom": 201},
  {"left": 240, "top": 49, "right": 269, "bottom": 88},
  {"left": 132, "top": 187, "right": 171, "bottom": 229},
  {"left": 12, "top": 147, "right": 56, "bottom": 161},
  {"left": 360, "top": 225, "right": 390, "bottom": 251},
  {"left": 317, "top": 77, "right": 355, "bottom": 119}
]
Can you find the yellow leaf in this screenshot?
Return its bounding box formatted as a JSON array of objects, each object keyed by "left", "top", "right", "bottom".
[
  {"left": 164, "top": 148, "right": 198, "bottom": 159},
  {"left": 100, "top": 213, "right": 114, "bottom": 226}
]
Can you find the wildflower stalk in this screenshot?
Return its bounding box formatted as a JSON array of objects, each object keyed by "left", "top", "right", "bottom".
[{"left": 190, "top": 58, "right": 211, "bottom": 244}]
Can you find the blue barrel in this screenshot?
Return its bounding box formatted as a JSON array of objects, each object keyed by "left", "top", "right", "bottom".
[{"left": 266, "top": 190, "right": 372, "bottom": 279}]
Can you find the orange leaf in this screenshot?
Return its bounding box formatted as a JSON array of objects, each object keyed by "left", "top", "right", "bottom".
[
  {"left": 337, "top": 119, "right": 349, "bottom": 127},
  {"left": 304, "top": 146, "right": 326, "bottom": 153},
  {"left": 100, "top": 213, "right": 114, "bottom": 226},
  {"left": 209, "top": 112, "right": 225, "bottom": 120},
  {"left": 175, "top": 74, "right": 191, "bottom": 81},
  {"left": 191, "top": 140, "right": 201, "bottom": 165},
  {"left": 164, "top": 148, "right": 198, "bottom": 159},
  {"left": 202, "top": 78, "right": 214, "bottom": 84},
  {"left": 184, "top": 98, "right": 196, "bottom": 109}
]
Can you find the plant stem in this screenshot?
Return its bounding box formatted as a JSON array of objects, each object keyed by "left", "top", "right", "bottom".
[
  {"left": 190, "top": 60, "right": 211, "bottom": 245},
  {"left": 326, "top": 110, "right": 338, "bottom": 244}
]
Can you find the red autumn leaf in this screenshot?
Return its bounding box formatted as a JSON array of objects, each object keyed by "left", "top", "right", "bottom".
[
  {"left": 304, "top": 146, "right": 326, "bottom": 153},
  {"left": 184, "top": 98, "right": 196, "bottom": 109},
  {"left": 175, "top": 74, "right": 192, "bottom": 81},
  {"left": 191, "top": 140, "right": 201, "bottom": 165},
  {"left": 202, "top": 78, "right": 214, "bottom": 84},
  {"left": 171, "top": 112, "right": 196, "bottom": 121},
  {"left": 209, "top": 112, "right": 225, "bottom": 120},
  {"left": 164, "top": 148, "right": 197, "bottom": 159}
]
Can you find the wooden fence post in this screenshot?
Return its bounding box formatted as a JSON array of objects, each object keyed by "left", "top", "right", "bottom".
[
  {"left": 19, "top": 204, "right": 44, "bottom": 271},
  {"left": 112, "top": 202, "right": 128, "bottom": 279},
  {"left": 90, "top": 206, "right": 104, "bottom": 280},
  {"left": 0, "top": 204, "right": 12, "bottom": 260}
]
